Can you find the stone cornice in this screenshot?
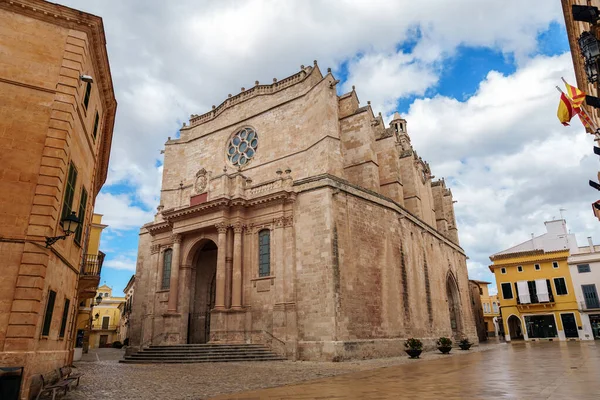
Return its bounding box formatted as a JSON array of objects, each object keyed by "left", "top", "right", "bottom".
[
  {"left": 144, "top": 221, "right": 171, "bottom": 236},
  {"left": 187, "top": 62, "right": 320, "bottom": 128},
  {"left": 0, "top": 0, "right": 118, "bottom": 197},
  {"left": 292, "top": 174, "right": 465, "bottom": 255},
  {"left": 489, "top": 248, "right": 570, "bottom": 264}
]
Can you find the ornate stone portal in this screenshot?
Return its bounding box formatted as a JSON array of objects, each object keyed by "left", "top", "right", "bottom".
[{"left": 129, "top": 63, "right": 477, "bottom": 361}]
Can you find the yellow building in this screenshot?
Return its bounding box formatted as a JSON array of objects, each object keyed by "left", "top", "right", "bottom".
[
  {"left": 490, "top": 220, "right": 583, "bottom": 341},
  {"left": 74, "top": 213, "right": 107, "bottom": 357},
  {"left": 89, "top": 285, "right": 125, "bottom": 348},
  {"left": 472, "top": 280, "right": 500, "bottom": 337}
]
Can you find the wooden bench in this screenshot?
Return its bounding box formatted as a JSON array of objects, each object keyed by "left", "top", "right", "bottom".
[
  {"left": 35, "top": 374, "right": 70, "bottom": 400},
  {"left": 57, "top": 366, "right": 84, "bottom": 387}
]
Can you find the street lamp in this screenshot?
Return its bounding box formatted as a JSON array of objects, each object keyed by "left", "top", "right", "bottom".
[
  {"left": 45, "top": 211, "right": 80, "bottom": 248},
  {"left": 578, "top": 31, "right": 600, "bottom": 83},
  {"left": 95, "top": 293, "right": 103, "bottom": 306}
]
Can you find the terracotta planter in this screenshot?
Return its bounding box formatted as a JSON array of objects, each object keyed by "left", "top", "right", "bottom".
[
  {"left": 459, "top": 343, "right": 472, "bottom": 350},
  {"left": 405, "top": 349, "right": 422, "bottom": 359},
  {"left": 438, "top": 346, "right": 452, "bottom": 354}
]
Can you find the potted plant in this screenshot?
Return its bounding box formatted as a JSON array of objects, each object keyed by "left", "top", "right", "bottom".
[
  {"left": 437, "top": 337, "right": 452, "bottom": 354},
  {"left": 459, "top": 337, "right": 472, "bottom": 350},
  {"left": 404, "top": 338, "right": 423, "bottom": 359}
]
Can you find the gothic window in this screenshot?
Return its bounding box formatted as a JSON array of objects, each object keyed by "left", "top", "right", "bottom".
[
  {"left": 162, "top": 249, "right": 173, "bottom": 290},
  {"left": 227, "top": 127, "right": 258, "bottom": 167},
  {"left": 258, "top": 230, "right": 270, "bottom": 277}
]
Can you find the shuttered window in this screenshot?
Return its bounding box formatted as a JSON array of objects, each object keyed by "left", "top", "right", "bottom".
[
  {"left": 42, "top": 290, "right": 57, "bottom": 336},
  {"left": 83, "top": 81, "right": 92, "bottom": 109},
  {"left": 258, "top": 230, "right": 270, "bottom": 277},
  {"left": 501, "top": 282, "right": 513, "bottom": 299},
  {"left": 92, "top": 111, "right": 100, "bottom": 140},
  {"left": 59, "top": 298, "right": 70, "bottom": 338},
  {"left": 554, "top": 277, "right": 568, "bottom": 295},
  {"left": 61, "top": 163, "right": 78, "bottom": 221},
  {"left": 578, "top": 264, "right": 591, "bottom": 273},
  {"left": 162, "top": 249, "right": 172, "bottom": 290},
  {"left": 74, "top": 187, "right": 87, "bottom": 245}
]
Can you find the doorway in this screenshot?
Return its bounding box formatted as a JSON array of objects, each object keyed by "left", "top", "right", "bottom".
[
  {"left": 507, "top": 315, "right": 523, "bottom": 340},
  {"left": 525, "top": 315, "right": 557, "bottom": 338},
  {"left": 446, "top": 274, "right": 461, "bottom": 338},
  {"left": 188, "top": 240, "right": 218, "bottom": 344},
  {"left": 99, "top": 335, "right": 108, "bottom": 347},
  {"left": 560, "top": 313, "right": 579, "bottom": 338}
]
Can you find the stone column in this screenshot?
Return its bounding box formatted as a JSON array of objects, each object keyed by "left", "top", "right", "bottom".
[
  {"left": 214, "top": 223, "right": 228, "bottom": 310},
  {"left": 231, "top": 222, "right": 244, "bottom": 309},
  {"left": 167, "top": 234, "right": 182, "bottom": 313}
]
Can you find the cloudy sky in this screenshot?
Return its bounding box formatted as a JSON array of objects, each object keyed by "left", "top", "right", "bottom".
[{"left": 56, "top": 0, "right": 600, "bottom": 295}]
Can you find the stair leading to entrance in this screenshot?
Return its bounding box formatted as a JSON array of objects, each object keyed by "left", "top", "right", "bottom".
[{"left": 119, "top": 343, "right": 286, "bottom": 364}]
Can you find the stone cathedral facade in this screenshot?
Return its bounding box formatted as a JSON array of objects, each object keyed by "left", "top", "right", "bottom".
[{"left": 129, "top": 61, "right": 477, "bottom": 361}]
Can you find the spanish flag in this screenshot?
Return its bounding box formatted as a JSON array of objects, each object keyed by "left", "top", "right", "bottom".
[
  {"left": 557, "top": 93, "right": 576, "bottom": 126},
  {"left": 564, "top": 80, "right": 586, "bottom": 108}
]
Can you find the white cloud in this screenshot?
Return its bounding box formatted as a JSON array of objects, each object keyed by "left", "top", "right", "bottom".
[
  {"left": 94, "top": 193, "right": 155, "bottom": 231},
  {"left": 103, "top": 254, "right": 137, "bottom": 271}
]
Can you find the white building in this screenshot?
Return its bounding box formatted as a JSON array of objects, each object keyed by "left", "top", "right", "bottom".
[{"left": 568, "top": 238, "right": 600, "bottom": 341}]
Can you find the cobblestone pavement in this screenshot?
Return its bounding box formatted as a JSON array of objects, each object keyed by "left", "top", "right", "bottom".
[{"left": 61, "top": 341, "right": 599, "bottom": 399}]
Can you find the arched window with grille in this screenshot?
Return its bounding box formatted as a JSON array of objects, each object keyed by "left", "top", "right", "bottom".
[
  {"left": 258, "top": 230, "right": 270, "bottom": 277},
  {"left": 162, "top": 249, "right": 173, "bottom": 289}
]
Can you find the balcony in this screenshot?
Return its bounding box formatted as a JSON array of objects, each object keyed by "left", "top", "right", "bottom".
[
  {"left": 516, "top": 293, "right": 555, "bottom": 311},
  {"left": 92, "top": 324, "right": 118, "bottom": 331},
  {"left": 78, "top": 252, "right": 105, "bottom": 299},
  {"left": 580, "top": 301, "right": 600, "bottom": 311}
]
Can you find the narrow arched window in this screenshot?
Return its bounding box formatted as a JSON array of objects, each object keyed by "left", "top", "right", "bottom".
[
  {"left": 258, "top": 230, "right": 270, "bottom": 277},
  {"left": 162, "top": 249, "right": 173, "bottom": 289}
]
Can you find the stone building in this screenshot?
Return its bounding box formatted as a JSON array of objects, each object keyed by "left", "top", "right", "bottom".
[
  {"left": 89, "top": 285, "right": 124, "bottom": 349},
  {"left": 129, "top": 61, "right": 476, "bottom": 361},
  {"left": 0, "top": 0, "right": 115, "bottom": 397}
]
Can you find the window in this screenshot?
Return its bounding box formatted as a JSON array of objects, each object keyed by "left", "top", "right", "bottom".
[
  {"left": 484, "top": 303, "right": 490, "bottom": 313},
  {"left": 92, "top": 111, "right": 100, "bottom": 140},
  {"left": 83, "top": 81, "right": 92, "bottom": 110},
  {"left": 554, "top": 277, "right": 568, "bottom": 295},
  {"left": 578, "top": 264, "right": 591, "bottom": 273},
  {"left": 162, "top": 249, "right": 172, "bottom": 289},
  {"left": 59, "top": 299, "right": 70, "bottom": 338},
  {"left": 501, "top": 282, "right": 513, "bottom": 299},
  {"left": 582, "top": 284, "right": 600, "bottom": 309},
  {"left": 479, "top": 287, "right": 483, "bottom": 295},
  {"left": 534, "top": 264, "right": 541, "bottom": 271},
  {"left": 74, "top": 187, "right": 87, "bottom": 245},
  {"left": 552, "top": 261, "right": 559, "bottom": 269},
  {"left": 42, "top": 290, "right": 57, "bottom": 336},
  {"left": 227, "top": 127, "right": 258, "bottom": 167},
  {"left": 258, "top": 229, "right": 271, "bottom": 277},
  {"left": 61, "top": 163, "right": 78, "bottom": 221},
  {"left": 517, "top": 266, "right": 523, "bottom": 272},
  {"left": 103, "top": 293, "right": 108, "bottom": 297},
  {"left": 101, "top": 316, "right": 109, "bottom": 330},
  {"left": 492, "top": 302, "right": 498, "bottom": 313},
  {"left": 501, "top": 267, "right": 506, "bottom": 274}
]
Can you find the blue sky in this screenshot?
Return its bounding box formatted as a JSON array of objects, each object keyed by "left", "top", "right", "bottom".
[{"left": 56, "top": 1, "right": 599, "bottom": 297}]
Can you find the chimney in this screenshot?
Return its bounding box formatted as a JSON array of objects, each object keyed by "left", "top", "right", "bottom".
[{"left": 588, "top": 236, "right": 594, "bottom": 253}]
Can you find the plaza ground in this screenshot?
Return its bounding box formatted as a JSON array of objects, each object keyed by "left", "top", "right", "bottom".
[{"left": 62, "top": 341, "right": 599, "bottom": 399}]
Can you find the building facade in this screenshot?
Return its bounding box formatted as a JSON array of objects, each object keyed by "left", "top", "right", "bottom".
[
  {"left": 490, "top": 220, "right": 585, "bottom": 342},
  {"left": 89, "top": 285, "right": 125, "bottom": 348},
  {"left": 568, "top": 239, "right": 600, "bottom": 340},
  {"left": 472, "top": 280, "right": 500, "bottom": 338},
  {"left": 118, "top": 276, "right": 135, "bottom": 344},
  {"left": 129, "top": 62, "right": 477, "bottom": 361},
  {"left": 0, "top": 0, "right": 116, "bottom": 397},
  {"left": 561, "top": 0, "right": 600, "bottom": 219},
  {"left": 468, "top": 281, "right": 487, "bottom": 342},
  {"left": 73, "top": 214, "right": 107, "bottom": 359}
]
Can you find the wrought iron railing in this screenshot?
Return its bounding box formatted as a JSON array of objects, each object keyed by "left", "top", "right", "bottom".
[{"left": 82, "top": 252, "right": 104, "bottom": 277}]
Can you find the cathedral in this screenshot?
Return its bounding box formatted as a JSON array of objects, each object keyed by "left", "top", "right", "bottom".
[{"left": 129, "top": 61, "right": 477, "bottom": 361}]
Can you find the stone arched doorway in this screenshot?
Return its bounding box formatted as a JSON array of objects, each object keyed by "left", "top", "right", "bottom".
[
  {"left": 507, "top": 315, "right": 523, "bottom": 341},
  {"left": 188, "top": 240, "right": 218, "bottom": 344},
  {"left": 446, "top": 272, "right": 462, "bottom": 339}
]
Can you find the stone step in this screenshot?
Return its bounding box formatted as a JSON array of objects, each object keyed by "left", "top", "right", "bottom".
[
  {"left": 119, "top": 357, "right": 286, "bottom": 364},
  {"left": 122, "top": 343, "right": 285, "bottom": 364}
]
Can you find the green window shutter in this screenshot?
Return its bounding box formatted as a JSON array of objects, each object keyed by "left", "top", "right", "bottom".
[
  {"left": 42, "top": 290, "right": 57, "bottom": 336},
  {"left": 92, "top": 112, "right": 100, "bottom": 140},
  {"left": 74, "top": 188, "right": 88, "bottom": 245},
  {"left": 59, "top": 298, "right": 70, "bottom": 338},
  {"left": 83, "top": 82, "right": 92, "bottom": 110},
  {"left": 162, "top": 249, "right": 172, "bottom": 289},
  {"left": 61, "top": 163, "right": 78, "bottom": 221},
  {"left": 258, "top": 230, "right": 270, "bottom": 277}
]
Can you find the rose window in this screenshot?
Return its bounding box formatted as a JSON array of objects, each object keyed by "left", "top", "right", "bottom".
[{"left": 227, "top": 127, "right": 258, "bottom": 167}]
